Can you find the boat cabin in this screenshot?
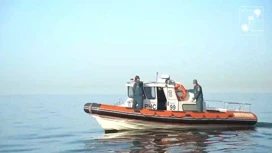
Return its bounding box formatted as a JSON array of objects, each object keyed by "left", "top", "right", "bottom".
[{"left": 124, "top": 74, "right": 206, "bottom": 112}]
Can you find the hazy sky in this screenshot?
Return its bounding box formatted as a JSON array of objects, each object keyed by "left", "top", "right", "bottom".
[{"left": 0, "top": 0, "right": 271, "bottom": 95}]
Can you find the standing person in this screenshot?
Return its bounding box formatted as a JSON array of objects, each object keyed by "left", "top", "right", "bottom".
[
  {"left": 192, "top": 79, "right": 204, "bottom": 112},
  {"left": 132, "top": 75, "right": 144, "bottom": 111}
]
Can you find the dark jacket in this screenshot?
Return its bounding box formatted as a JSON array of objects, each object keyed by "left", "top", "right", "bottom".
[
  {"left": 193, "top": 84, "right": 203, "bottom": 100},
  {"left": 133, "top": 81, "right": 144, "bottom": 97}
]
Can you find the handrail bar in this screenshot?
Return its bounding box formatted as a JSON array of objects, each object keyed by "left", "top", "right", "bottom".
[
  {"left": 205, "top": 100, "right": 251, "bottom": 105},
  {"left": 205, "top": 100, "right": 251, "bottom": 112}
]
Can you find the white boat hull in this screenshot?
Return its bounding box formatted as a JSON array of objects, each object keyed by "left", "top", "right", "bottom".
[{"left": 91, "top": 114, "right": 254, "bottom": 131}]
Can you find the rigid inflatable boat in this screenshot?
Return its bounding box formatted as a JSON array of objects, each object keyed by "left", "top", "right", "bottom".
[{"left": 84, "top": 74, "right": 258, "bottom": 131}]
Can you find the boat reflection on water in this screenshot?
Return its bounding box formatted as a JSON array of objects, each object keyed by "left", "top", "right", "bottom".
[{"left": 86, "top": 127, "right": 257, "bottom": 153}]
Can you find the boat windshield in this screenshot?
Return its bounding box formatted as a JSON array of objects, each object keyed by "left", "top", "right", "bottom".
[
  {"left": 128, "top": 86, "right": 133, "bottom": 98},
  {"left": 127, "top": 86, "right": 156, "bottom": 99},
  {"left": 144, "top": 87, "right": 156, "bottom": 99}
]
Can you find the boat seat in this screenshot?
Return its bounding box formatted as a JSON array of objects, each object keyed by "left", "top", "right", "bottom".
[{"left": 179, "top": 102, "right": 207, "bottom": 112}]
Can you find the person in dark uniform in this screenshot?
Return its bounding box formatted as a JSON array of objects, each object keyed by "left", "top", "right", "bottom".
[
  {"left": 192, "top": 79, "right": 204, "bottom": 112},
  {"left": 132, "top": 75, "right": 144, "bottom": 111}
]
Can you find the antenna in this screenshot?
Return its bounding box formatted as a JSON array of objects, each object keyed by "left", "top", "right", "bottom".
[{"left": 156, "top": 72, "right": 158, "bottom": 82}]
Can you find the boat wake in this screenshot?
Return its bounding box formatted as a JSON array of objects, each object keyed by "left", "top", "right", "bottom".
[{"left": 87, "top": 123, "right": 272, "bottom": 153}]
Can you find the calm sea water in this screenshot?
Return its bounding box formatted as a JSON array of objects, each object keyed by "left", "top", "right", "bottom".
[{"left": 0, "top": 93, "right": 272, "bottom": 153}]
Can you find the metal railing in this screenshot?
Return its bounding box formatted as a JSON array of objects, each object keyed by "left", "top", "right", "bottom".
[
  {"left": 114, "top": 98, "right": 122, "bottom": 106},
  {"left": 114, "top": 98, "right": 134, "bottom": 107},
  {"left": 205, "top": 100, "right": 251, "bottom": 112}
]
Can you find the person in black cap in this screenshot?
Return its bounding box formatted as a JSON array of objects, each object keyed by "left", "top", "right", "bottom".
[
  {"left": 132, "top": 75, "right": 144, "bottom": 111},
  {"left": 192, "top": 79, "right": 204, "bottom": 112}
]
